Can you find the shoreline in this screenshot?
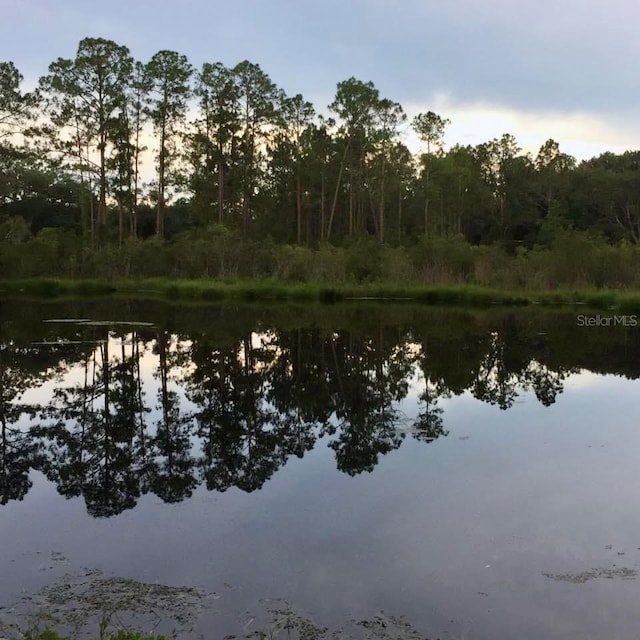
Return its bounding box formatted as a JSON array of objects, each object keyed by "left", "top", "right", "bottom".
[{"left": 1, "top": 277, "right": 640, "bottom": 311}]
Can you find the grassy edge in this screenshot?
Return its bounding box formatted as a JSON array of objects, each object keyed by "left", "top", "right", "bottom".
[{"left": 1, "top": 277, "right": 640, "bottom": 311}]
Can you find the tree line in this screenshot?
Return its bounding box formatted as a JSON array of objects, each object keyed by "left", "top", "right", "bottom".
[{"left": 2, "top": 37, "right": 640, "bottom": 257}]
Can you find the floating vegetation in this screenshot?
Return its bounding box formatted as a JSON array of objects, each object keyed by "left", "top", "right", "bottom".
[
  {"left": 1, "top": 587, "right": 432, "bottom": 640},
  {"left": 4, "top": 569, "right": 211, "bottom": 640},
  {"left": 543, "top": 566, "right": 637, "bottom": 584},
  {"left": 75, "top": 321, "right": 155, "bottom": 327},
  {"left": 42, "top": 319, "right": 154, "bottom": 327},
  {"left": 347, "top": 615, "right": 427, "bottom": 640},
  {"left": 245, "top": 602, "right": 327, "bottom": 640},
  {"left": 244, "top": 602, "right": 427, "bottom": 640}
]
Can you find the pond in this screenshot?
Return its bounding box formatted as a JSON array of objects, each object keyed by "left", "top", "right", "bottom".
[{"left": 1, "top": 299, "right": 639, "bottom": 639}]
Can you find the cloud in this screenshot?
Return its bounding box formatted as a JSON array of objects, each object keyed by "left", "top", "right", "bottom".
[
  {"left": 3, "top": 0, "right": 640, "bottom": 154},
  {"left": 402, "top": 97, "right": 640, "bottom": 160}
]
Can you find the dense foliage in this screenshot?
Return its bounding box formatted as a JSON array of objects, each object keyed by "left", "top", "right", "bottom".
[{"left": 2, "top": 38, "right": 640, "bottom": 287}]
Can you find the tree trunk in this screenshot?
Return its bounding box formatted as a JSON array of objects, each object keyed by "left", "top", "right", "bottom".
[
  {"left": 242, "top": 121, "right": 254, "bottom": 235},
  {"left": 424, "top": 197, "right": 430, "bottom": 238},
  {"left": 379, "top": 158, "right": 386, "bottom": 243},
  {"left": 397, "top": 190, "right": 402, "bottom": 243},
  {"left": 424, "top": 154, "right": 431, "bottom": 237},
  {"left": 320, "top": 172, "right": 326, "bottom": 242},
  {"left": 157, "top": 122, "right": 166, "bottom": 239},
  {"left": 327, "top": 138, "right": 351, "bottom": 240},
  {"left": 348, "top": 184, "right": 354, "bottom": 238},
  {"left": 99, "top": 138, "right": 107, "bottom": 229},
  {"left": 118, "top": 202, "right": 124, "bottom": 247},
  {"left": 457, "top": 174, "right": 463, "bottom": 236},
  {"left": 296, "top": 163, "right": 302, "bottom": 245},
  {"left": 368, "top": 189, "right": 380, "bottom": 240},
  {"left": 132, "top": 111, "right": 142, "bottom": 239},
  {"left": 90, "top": 186, "right": 95, "bottom": 250},
  {"left": 218, "top": 153, "right": 225, "bottom": 225},
  {"left": 98, "top": 78, "right": 107, "bottom": 233}
]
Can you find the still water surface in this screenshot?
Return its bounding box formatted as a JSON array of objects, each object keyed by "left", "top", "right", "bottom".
[{"left": 1, "top": 300, "right": 639, "bottom": 639}]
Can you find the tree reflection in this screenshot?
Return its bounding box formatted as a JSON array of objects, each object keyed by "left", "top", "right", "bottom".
[
  {"left": 0, "top": 319, "right": 82, "bottom": 504},
  {"left": 36, "top": 330, "right": 148, "bottom": 517},
  {"left": 409, "top": 335, "right": 450, "bottom": 443},
  {"left": 471, "top": 317, "right": 575, "bottom": 409},
  {"left": 324, "top": 327, "right": 412, "bottom": 475},
  {"left": 0, "top": 305, "right": 622, "bottom": 515},
  {"left": 184, "top": 332, "right": 310, "bottom": 493},
  {"left": 149, "top": 331, "right": 196, "bottom": 502},
  {"left": 473, "top": 330, "right": 520, "bottom": 410},
  {"left": 0, "top": 344, "right": 41, "bottom": 503}
]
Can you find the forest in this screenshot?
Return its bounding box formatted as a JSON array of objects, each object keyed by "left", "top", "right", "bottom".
[{"left": 2, "top": 37, "right": 640, "bottom": 289}]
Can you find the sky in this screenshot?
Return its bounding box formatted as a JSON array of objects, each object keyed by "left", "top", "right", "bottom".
[{"left": 2, "top": 0, "right": 639, "bottom": 160}]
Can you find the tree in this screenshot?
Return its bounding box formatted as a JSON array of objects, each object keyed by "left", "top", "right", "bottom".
[
  {"left": 0, "top": 146, "right": 83, "bottom": 236},
  {"left": 573, "top": 151, "right": 640, "bottom": 244},
  {"left": 279, "top": 94, "right": 316, "bottom": 244},
  {"left": 327, "top": 78, "right": 400, "bottom": 240},
  {"left": 0, "top": 61, "right": 38, "bottom": 139},
  {"left": 297, "top": 117, "right": 336, "bottom": 243},
  {"left": 475, "top": 133, "right": 522, "bottom": 241},
  {"left": 366, "top": 98, "right": 405, "bottom": 242},
  {"left": 108, "top": 63, "right": 152, "bottom": 244},
  {"left": 40, "top": 38, "right": 133, "bottom": 238},
  {"left": 412, "top": 111, "right": 450, "bottom": 237},
  {"left": 145, "top": 50, "right": 192, "bottom": 238},
  {"left": 534, "top": 139, "right": 576, "bottom": 221},
  {"left": 386, "top": 142, "right": 414, "bottom": 242},
  {"left": 191, "top": 62, "right": 241, "bottom": 226},
  {"left": 232, "top": 61, "right": 282, "bottom": 234}
]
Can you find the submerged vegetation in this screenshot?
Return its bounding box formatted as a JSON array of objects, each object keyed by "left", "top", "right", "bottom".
[
  {"left": 7, "top": 608, "right": 428, "bottom": 640},
  {"left": 22, "top": 631, "right": 163, "bottom": 640},
  {"left": 1, "top": 565, "right": 428, "bottom": 640}
]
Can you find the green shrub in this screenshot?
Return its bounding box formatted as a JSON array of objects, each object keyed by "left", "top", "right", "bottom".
[{"left": 345, "top": 237, "right": 383, "bottom": 282}]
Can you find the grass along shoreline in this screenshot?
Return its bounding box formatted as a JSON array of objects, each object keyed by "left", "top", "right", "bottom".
[{"left": 1, "top": 277, "right": 640, "bottom": 311}]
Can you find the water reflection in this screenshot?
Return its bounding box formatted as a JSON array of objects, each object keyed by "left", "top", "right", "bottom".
[{"left": 1, "top": 302, "right": 638, "bottom": 516}]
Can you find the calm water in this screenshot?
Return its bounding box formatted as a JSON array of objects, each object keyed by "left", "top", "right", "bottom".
[{"left": 1, "top": 299, "right": 640, "bottom": 639}]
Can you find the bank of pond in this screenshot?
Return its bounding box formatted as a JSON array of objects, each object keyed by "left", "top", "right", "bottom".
[{"left": 3, "top": 277, "right": 640, "bottom": 313}]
